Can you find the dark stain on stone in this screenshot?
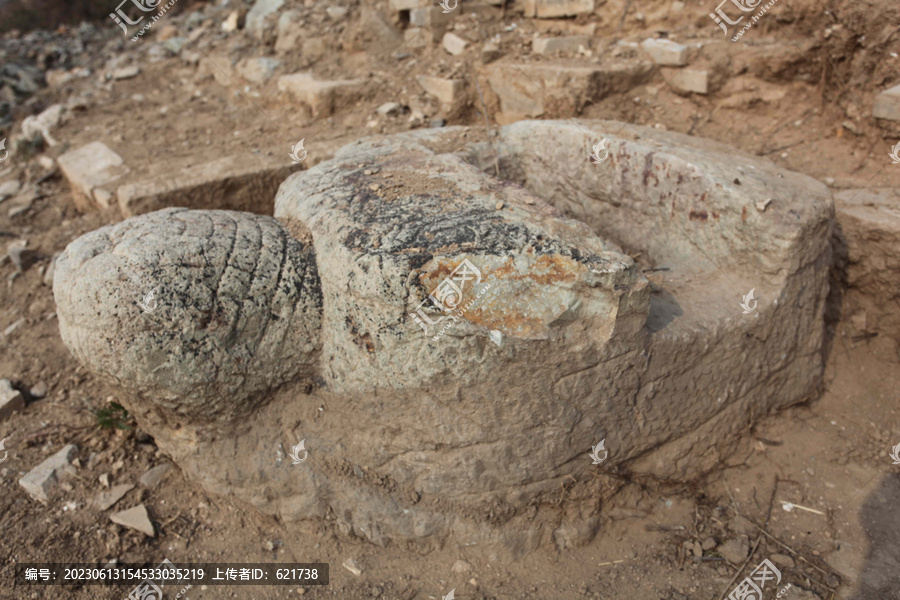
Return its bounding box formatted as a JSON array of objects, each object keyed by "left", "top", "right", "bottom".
[{"left": 689, "top": 210, "right": 708, "bottom": 221}]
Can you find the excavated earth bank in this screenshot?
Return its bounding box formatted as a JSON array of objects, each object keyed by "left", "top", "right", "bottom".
[{"left": 52, "top": 120, "right": 833, "bottom": 554}]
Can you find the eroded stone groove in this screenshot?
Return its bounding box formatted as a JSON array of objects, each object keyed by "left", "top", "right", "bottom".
[{"left": 53, "top": 121, "right": 832, "bottom": 554}]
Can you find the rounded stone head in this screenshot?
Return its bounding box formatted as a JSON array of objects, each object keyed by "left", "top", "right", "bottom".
[{"left": 53, "top": 207, "right": 322, "bottom": 424}]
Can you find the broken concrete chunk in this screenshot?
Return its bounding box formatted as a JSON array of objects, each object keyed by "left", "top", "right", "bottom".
[
  {"left": 93, "top": 483, "right": 134, "bottom": 511},
  {"left": 57, "top": 142, "right": 130, "bottom": 209},
  {"left": 533, "top": 35, "right": 590, "bottom": 55},
  {"left": 641, "top": 38, "right": 688, "bottom": 66},
  {"left": 277, "top": 72, "right": 365, "bottom": 117},
  {"left": 417, "top": 75, "right": 464, "bottom": 106},
  {"left": 110, "top": 504, "right": 155, "bottom": 537},
  {"left": 664, "top": 67, "right": 709, "bottom": 95},
  {"left": 873, "top": 83, "right": 900, "bottom": 122},
  {"left": 18, "top": 444, "right": 77, "bottom": 503},
  {"left": 521, "top": 0, "right": 595, "bottom": 17},
  {"left": 139, "top": 464, "right": 172, "bottom": 489},
  {"left": 442, "top": 32, "right": 468, "bottom": 55},
  {"left": 0, "top": 379, "right": 25, "bottom": 421}
]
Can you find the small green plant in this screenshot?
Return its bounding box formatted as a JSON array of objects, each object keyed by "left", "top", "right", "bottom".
[{"left": 94, "top": 402, "right": 133, "bottom": 431}]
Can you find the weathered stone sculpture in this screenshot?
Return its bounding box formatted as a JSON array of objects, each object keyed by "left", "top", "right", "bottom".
[{"left": 53, "top": 121, "right": 833, "bottom": 553}]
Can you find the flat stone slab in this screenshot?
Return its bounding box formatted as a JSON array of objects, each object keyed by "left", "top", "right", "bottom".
[
  {"left": 110, "top": 503, "right": 155, "bottom": 537},
  {"left": 19, "top": 444, "right": 78, "bottom": 503},
  {"left": 116, "top": 153, "right": 300, "bottom": 217},
  {"left": 521, "top": 0, "right": 595, "bottom": 17},
  {"left": 139, "top": 464, "right": 172, "bottom": 489},
  {"left": 53, "top": 121, "right": 832, "bottom": 553},
  {"left": 835, "top": 187, "right": 900, "bottom": 341},
  {"left": 277, "top": 72, "right": 366, "bottom": 118},
  {"left": 57, "top": 142, "right": 130, "bottom": 209},
  {"left": 93, "top": 483, "right": 134, "bottom": 511},
  {"left": 873, "top": 83, "right": 900, "bottom": 122},
  {"left": 483, "top": 60, "right": 654, "bottom": 123}
]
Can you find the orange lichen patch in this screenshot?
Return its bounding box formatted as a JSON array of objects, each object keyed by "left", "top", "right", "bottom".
[{"left": 526, "top": 254, "right": 581, "bottom": 285}]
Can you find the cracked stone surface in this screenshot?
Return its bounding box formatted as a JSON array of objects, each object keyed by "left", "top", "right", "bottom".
[{"left": 53, "top": 121, "right": 833, "bottom": 553}]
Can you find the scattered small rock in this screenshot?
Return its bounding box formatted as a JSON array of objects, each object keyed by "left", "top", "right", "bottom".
[
  {"left": 770, "top": 553, "right": 795, "bottom": 568},
  {"left": 111, "top": 66, "right": 141, "bottom": 80},
  {"left": 3, "top": 318, "right": 26, "bottom": 337},
  {"left": 18, "top": 444, "right": 78, "bottom": 503},
  {"left": 376, "top": 102, "right": 403, "bottom": 116},
  {"left": 442, "top": 32, "right": 468, "bottom": 56},
  {"left": 29, "top": 382, "right": 47, "bottom": 399},
  {"left": 0, "top": 180, "right": 21, "bottom": 201},
  {"left": 718, "top": 535, "right": 750, "bottom": 564},
  {"left": 93, "top": 483, "right": 134, "bottom": 511},
  {"left": 342, "top": 558, "right": 363, "bottom": 576},
  {"left": 110, "top": 504, "right": 155, "bottom": 537},
  {"left": 326, "top": 5, "right": 348, "bottom": 19},
  {"left": 139, "top": 464, "right": 172, "bottom": 489},
  {"left": 99, "top": 473, "right": 110, "bottom": 488},
  {"left": 755, "top": 198, "right": 773, "bottom": 212},
  {"left": 451, "top": 560, "right": 471, "bottom": 573},
  {"left": 701, "top": 536, "right": 717, "bottom": 551},
  {"left": 430, "top": 118, "right": 446, "bottom": 128}
]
